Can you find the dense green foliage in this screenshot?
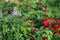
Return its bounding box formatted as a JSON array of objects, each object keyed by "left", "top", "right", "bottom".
[{"left": 0, "top": 0, "right": 60, "bottom": 40}]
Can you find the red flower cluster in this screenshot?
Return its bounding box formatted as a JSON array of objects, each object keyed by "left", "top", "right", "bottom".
[
  {"left": 42, "top": 17, "right": 55, "bottom": 29},
  {"left": 42, "top": 20, "right": 51, "bottom": 26},
  {"left": 56, "top": 19, "right": 60, "bottom": 23},
  {"left": 42, "top": 19, "right": 51, "bottom": 29},
  {"left": 54, "top": 24, "right": 60, "bottom": 30}
]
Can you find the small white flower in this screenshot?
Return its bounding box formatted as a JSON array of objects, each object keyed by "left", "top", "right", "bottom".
[{"left": 12, "top": 7, "right": 18, "bottom": 15}]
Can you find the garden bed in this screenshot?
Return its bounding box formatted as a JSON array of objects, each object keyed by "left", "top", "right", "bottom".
[{"left": 0, "top": 0, "right": 60, "bottom": 40}]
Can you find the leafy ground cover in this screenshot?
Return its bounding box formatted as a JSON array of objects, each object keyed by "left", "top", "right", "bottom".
[{"left": 0, "top": 0, "right": 60, "bottom": 40}]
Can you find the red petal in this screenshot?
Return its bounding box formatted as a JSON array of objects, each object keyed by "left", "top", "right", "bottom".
[
  {"left": 50, "top": 28, "right": 54, "bottom": 30},
  {"left": 54, "top": 24, "right": 59, "bottom": 30}
]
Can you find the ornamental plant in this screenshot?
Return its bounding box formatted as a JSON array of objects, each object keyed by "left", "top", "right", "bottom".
[{"left": 0, "top": 0, "right": 60, "bottom": 40}]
